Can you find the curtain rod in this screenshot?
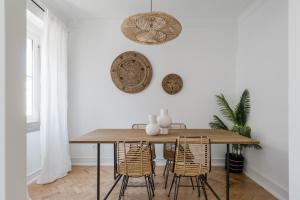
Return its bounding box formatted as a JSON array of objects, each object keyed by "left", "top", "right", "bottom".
[{"left": 31, "top": 0, "right": 45, "bottom": 12}]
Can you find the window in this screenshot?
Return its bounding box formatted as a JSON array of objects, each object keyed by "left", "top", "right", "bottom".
[
  {"left": 26, "top": 36, "right": 40, "bottom": 122},
  {"left": 26, "top": 38, "right": 34, "bottom": 118},
  {"left": 26, "top": 10, "right": 43, "bottom": 132}
]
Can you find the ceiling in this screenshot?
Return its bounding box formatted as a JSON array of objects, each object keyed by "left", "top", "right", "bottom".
[{"left": 41, "top": 0, "right": 258, "bottom": 22}]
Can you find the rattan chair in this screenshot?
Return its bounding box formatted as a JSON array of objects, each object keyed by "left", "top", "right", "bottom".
[
  {"left": 117, "top": 141, "right": 155, "bottom": 200},
  {"left": 132, "top": 124, "right": 157, "bottom": 174},
  {"left": 168, "top": 136, "right": 220, "bottom": 200},
  {"left": 112, "top": 124, "right": 157, "bottom": 180},
  {"left": 163, "top": 123, "right": 187, "bottom": 189}
]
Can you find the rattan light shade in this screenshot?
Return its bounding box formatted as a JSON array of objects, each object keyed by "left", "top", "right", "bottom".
[{"left": 121, "top": 12, "right": 182, "bottom": 45}]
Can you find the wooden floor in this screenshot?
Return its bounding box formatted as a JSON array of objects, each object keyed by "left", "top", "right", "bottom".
[{"left": 28, "top": 166, "right": 277, "bottom": 200}]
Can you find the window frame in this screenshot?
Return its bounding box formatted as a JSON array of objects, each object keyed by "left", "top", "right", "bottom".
[{"left": 26, "top": 10, "right": 43, "bottom": 133}]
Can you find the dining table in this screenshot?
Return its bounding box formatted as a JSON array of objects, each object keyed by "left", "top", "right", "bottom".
[{"left": 70, "top": 128, "right": 259, "bottom": 200}]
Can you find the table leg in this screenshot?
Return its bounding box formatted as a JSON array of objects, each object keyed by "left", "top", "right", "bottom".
[
  {"left": 97, "top": 143, "right": 100, "bottom": 200},
  {"left": 113, "top": 143, "right": 117, "bottom": 180},
  {"left": 226, "top": 144, "right": 230, "bottom": 200},
  {"left": 103, "top": 174, "right": 122, "bottom": 200}
]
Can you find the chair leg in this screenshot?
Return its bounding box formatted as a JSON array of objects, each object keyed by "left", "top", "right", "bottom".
[
  {"left": 148, "top": 176, "right": 155, "bottom": 196},
  {"left": 165, "top": 161, "right": 171, "bottom": 189},
  {"left": 165, "top": 165, "right": 170, "bottom": 189},
  {"left": 173, "top": 176, "right": 178, "bottom": 200},
  {"left": 123, "top": 176, "right": 129, "bottom": 194},
  {"left": 118, "top": 176, "right": 126, "bottom": 200},
  {"left": 196, "top": 176, "right": 201, "bottom": 197},
  {"left": 168, "top": 175, "right": 176, "bottom": 197},
  {"left": 202, "top": 178, "right": 221, "bottom": 200},
  {"left": 122, "top": 176, "right": 127, "bottom": 196},
  {"left": 145, "top": 176, "right": 152, "bottom": 200},
  {"left": 121, "top": 176, "right": 129, "bottom": 197},
  {"left": 151, "top": 174, "right": 155, "bottom": 191},
  {"left": 163, "top": 160, "right": 168, "bottom": 176},
  {"left": 174, "top": 176, "right": 181, "bottom": 200},
  {"left": 200, "top": 178, "right": 208, "bottom": 200},
  {"left": 190, "top": 177, "right": 195, "bottom": 190},
  {"left": 147, "top": 176, "right": 154, "bottom": 198},
  {"left": 152, "top": 161, "right": 156, "bottom": 176}
]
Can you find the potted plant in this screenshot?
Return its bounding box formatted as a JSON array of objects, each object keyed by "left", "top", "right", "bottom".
[{"left": 209, "top": 89, "right": 261, "bottom": 173}]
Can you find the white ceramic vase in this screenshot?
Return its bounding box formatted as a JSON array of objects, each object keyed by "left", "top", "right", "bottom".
[
  {"left": 146, "top": 115, "right": 160, "bottom": 136},
  {"left": 157, "top": 109, "right": 172, "bottom": 134}
]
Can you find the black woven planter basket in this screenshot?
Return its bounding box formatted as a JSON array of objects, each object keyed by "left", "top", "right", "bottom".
[{"left": 225, "top": 153, "right": 244, "bottom": 173}]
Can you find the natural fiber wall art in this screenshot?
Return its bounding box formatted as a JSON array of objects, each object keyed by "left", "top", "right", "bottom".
[
  {"left": 111, "top": 51, "right": 152, "bottom": 93},
  {"left": 162, "top": 73, "right": 183, "bottom": 95},
  {"left": 121, "top": 12, "right": 182, "bottom": 45}
]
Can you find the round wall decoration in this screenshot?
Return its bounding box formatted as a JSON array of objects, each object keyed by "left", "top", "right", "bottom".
[
  {"left": 111, "top": 51, "right": 152, "bottom": 93},
  {"left": 121, "top": 12, "right": 182, "bottom": 45},
  {"left": 162, "top": 74, "right": 183, "bottom": 95}
]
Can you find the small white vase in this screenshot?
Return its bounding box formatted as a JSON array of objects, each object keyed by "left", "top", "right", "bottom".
[
  {"left": 146, "top": 115, "right": 160, "bottom": 136},
  {"left": 157, "top": 109, "right": 172, "bottom": 128},
  {"left": 157, "top": 109, "right": 172, "bottom": 135}
]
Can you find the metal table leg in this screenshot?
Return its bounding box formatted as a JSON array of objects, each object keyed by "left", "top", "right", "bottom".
[
  {"left": 104, "top": 174, "right": 122, "bottom": 200},
  {"left": 226, "top": 144, "right": 230, "bottom": 200},
  {"left": 113, "top": 143, "right": 117, "bottom": 180},
  {"left": 97, "top": 143, "right": 100, "bottom": 200}
]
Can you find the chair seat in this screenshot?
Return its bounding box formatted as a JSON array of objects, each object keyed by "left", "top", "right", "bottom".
[
  {"left": 118, "top": 162, "right": 152, "bottom": 177},
  {"left": 117, "top": 147, "right": 152, "bottom": 177},
  {"left": 174, "top": 162, "right": 209, "bottom": 176}
]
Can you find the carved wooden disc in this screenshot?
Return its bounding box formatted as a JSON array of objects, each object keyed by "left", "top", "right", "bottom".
[
  {"left": 121, "top": 12, "right": 182, "bottom": 45},
  {"left": 111, "top": 51, "right": 152, "bottom": 93},
  {"left": 162, "top": 74, "right": 183, "bottom": 95}
]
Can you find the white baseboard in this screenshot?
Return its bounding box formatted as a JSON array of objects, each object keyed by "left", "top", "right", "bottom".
[
  {"left": 211, "top": 158, "right": 225, "bottom": 166},
  {"left": 27, "top": 169, "right": 41, "bottom": 185},
  {"left": 244, "top": 166, "right": 288, "bottom": 200},
  {"left": 155, "top": 158, "right": 225, "bottom": 166},
  {"left": 71, "top": 156, "right": 114, "bottom": 166},
  {"left": 71, "top": 156, "right": 225, "bottom": 167}
]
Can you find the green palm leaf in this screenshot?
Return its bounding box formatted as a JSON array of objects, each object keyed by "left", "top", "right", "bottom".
[
  {"left": 216, "top": 94, "right": 236, "bottom": 123},
  {"left": 209, "top": 115, "right": 229, "bottom": 130},
  {"left": 209, "top": 89, "right": 262, "bottom": 154},
  {"left": 235, "top": 89, "right": 250, "bottom": 126}
]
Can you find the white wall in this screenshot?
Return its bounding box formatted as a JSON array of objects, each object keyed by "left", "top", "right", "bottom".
[
  {"left": 68, "top": 19, "right": 237, "bottom": 165},
  {"left": 0, "top": 0, "right": 5, "bottom": 198},
  {"left": 0, "top": 0, "right": 27, "bottom": 199},
  {"left": 236, "top": 0, "right": 288, "bottom": 199},
  {"left": 27, "top": 131, "right": 41, "bottom": 183},
  {"left": 289, "top": 0, "right": 300, "bottom": 199}
]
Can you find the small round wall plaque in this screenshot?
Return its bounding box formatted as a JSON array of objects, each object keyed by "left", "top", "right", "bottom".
[
  {"left": 111, "top": 51, "right": 152, "bottom": 93},
  {"left": 162, "top": 74, "right": 183, "bottom": 95}
]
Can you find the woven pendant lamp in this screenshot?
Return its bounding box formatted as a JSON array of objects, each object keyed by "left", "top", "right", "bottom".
[{"left": 121, "top": 0, "right": 182, "bottom": 45}]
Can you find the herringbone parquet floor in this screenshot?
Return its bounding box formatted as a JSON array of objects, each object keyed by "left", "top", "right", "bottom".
[{"left": 28, "top": 166, "right": 277, "bottom": 200}]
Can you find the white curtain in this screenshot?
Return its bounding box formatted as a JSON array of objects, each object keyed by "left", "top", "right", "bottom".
[{"left": 37, "top": 12, "right": 71, "bottom": 184}]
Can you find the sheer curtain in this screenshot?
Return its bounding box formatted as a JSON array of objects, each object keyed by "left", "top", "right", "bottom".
[{"left": 37, "top": 12, "right": 71, "bottom": 184}]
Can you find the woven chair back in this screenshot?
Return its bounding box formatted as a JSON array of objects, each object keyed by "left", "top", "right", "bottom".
[
  {"left": 117, "top": 141, "right": 152, "bottom": 177},
  {"left": 174, "top": 136, "right": 211, "bottom": 176}
]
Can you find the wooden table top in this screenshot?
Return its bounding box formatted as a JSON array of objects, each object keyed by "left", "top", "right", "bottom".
[{"left": 70, "top": 129, "right": 259, "bottom": 145}]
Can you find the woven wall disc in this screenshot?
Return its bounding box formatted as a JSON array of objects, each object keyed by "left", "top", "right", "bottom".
[
  {"left": 111, "top": 51, "right": 152, "bottom": 93},
  {"left": 162, "top": 74, "right": 183, "bottom": 95},
  {"left": 121, "top": 12, "right": 182, "bottom": 45}
]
